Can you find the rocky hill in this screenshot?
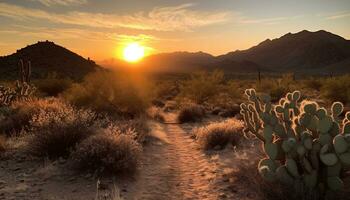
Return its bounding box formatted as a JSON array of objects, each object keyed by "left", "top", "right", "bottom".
[{"left": 0, "top": 41, "right": 100, "bottom": 80}]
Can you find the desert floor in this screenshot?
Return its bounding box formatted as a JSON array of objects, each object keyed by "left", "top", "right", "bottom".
[{"left": 0, "top": 112, "right": 259, "bottom": 200}]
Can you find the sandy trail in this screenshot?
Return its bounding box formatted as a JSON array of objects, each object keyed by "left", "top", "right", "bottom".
[
  {"left": 0, "top": 112, "right": 240, "bottom": 200},
  {"left": 124, "top": 113, "right": 235, "bottom": 200}
]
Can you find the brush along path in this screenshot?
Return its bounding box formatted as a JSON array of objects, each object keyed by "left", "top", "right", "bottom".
[{"left": 124, "top": 113, "right": 235, "bottom": 200}]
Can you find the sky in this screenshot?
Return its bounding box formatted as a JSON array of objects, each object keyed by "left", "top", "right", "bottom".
[{"left": 0, "top": 0, "right": 350, "bottom": 61}]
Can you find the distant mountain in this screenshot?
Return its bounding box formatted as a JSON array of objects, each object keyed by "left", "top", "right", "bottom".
[
  {"left": 0, "top": 41, "right": 100, "bottom": 80},
  {"left": 140, "top": 51, "right": 216, "bottom": 72},
  {"left": 218, "top": 30, "right": 350, "bottom": 73},
  {"left": 137, "top": 30, "right": 350, "bottom": 74}
]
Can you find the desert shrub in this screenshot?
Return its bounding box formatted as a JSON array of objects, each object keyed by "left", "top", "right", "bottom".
[
  {"left": 27, "top": 102, "right": 99, "bottom": 159},
  {"left": 153, "top": 80, "right": 179, "bottom": 100},
  {"left": 72, "top": 128, "right": 141, "bottom": 174},
  {"left": 177, "top": 104, "right": 205, "bottom": 123},
  {"left": 257, "top": 74, "right": 296, "bottom": 102},
  {"left": 113, "top": 117, "right": 149, "bottom": 144},
  {"left": 303, "top": 78, "right": 323, "bottom": 91},
  {"left": 147, "top": 107, "right": 165, "bottom": 122},
  {"left": 34, "top": 77, "right": 72, "bottom": 96},
  {"left": 0, "top": 98, "right": 69, "bottom": 135},
  {"left": 179, "top": 70, "right": 224, "bottom": 104},
  {"left": 194, "top": 119, "right": 243, "bottom": 150},
  {"left": 321, "top": 75, "right": 350, "bottom": 104},
  {"left": 63, "top": 71, "right": 151, "bottom": 118}
]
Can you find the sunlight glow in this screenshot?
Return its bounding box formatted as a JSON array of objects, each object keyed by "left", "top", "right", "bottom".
[{"left": 123, "top": 43, "right": 145, "bottom": 62}]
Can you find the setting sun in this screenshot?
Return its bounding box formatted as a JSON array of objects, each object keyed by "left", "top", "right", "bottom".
[{"left": 123, "top": 43, "right": 145, "bottom": 62}]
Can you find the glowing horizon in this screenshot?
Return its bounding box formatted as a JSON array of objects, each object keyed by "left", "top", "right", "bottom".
[{"left": 0, "top": 0, "right": 349, "bottom": 61}]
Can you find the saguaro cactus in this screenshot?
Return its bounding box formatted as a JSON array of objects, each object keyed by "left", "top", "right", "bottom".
[
  {"left": 0, "top": 60, "right": 35, "bottom": 106},
  {"left": 240, "top": 88, "right": 350, "bottom": 198},
  {"left": 18, "top": 59, "right": 31, "bottom": 83}
]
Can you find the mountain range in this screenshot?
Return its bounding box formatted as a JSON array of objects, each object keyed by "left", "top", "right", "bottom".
[
  {"left": 139, "top": 30, "right": 350, "bottom": 74},
  {"left": 1, "top": 30, "right": 349, "bottom": 79}
]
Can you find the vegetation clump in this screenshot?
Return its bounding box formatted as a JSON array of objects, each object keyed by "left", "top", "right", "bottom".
[
  {"left": 72, "top": 127, "right": 141, "bottom": 174},
  {"left": 27, "top": 100, "right": 98, "bottom": 159},
  {"left": 240, "top": 88, "right": 350, "bottom": 198},
  {"left": 179, "top": 70, "right": 224, "bottom": 104},
  {"left": 194, "top": 119, "right": 243, "bottom": 150},
  {"left": 63, "top": 71, "right": 151, "bottom": 118},
  {"left": 177, "top": 103, "right": 205, "bottom": 123}
]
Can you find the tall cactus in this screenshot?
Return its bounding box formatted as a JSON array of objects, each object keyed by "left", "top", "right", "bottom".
[
  {"left": 0, "top": 60, "right": 35, "bottom": 106},
  {"left": 240, "top": 89, "right": 350, "bottom": 198},
  {"left": 18, "top": 59, "right": 31, "bottom": 83}
]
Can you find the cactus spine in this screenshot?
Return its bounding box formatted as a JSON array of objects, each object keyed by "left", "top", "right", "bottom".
[{"left": 240, "top": 89, "right": 350, "bottom": 197}]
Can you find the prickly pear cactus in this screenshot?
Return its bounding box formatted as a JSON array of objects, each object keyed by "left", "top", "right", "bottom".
[{"left": 240, "top": 89, "right": 350, "bottom": 197}]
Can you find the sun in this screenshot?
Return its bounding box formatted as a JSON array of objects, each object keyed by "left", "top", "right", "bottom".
[{"left": 122, "top": 43, "right": 145, "bottom": 62}]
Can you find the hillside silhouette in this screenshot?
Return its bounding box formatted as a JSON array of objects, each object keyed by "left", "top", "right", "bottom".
[
  {"left": 0, "top": 41, "right": 100, "bottom": 80},
  {"left": 139, "top": 30, "right": 350, "bottom": 74}
]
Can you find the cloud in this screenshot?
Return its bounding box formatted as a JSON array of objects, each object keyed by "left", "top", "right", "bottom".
[
  {"left": 237, "top": 15, "right": 302, "bottom": 25},
  {"left": 326, "top": 11, "right": 350, "bottom": 20},
  {"left": 0, "top": 3, "right": 230, "bottom": 31},
  {"left": 30, "top": 0, "right": 87, "bottom": 7}
]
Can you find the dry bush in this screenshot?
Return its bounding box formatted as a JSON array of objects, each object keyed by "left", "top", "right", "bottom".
[
  {"left": 179, "top": 70, "right": 224, "bottom": 104},
  {"left": 113, "top": 117, "right": 150, "bottom": 144},
  {"left": 302, "top": 77, "right": 324, "bottom": 91},
  {"left": 321, "top": 75, "right": 350, "bottom": 104},
  {"left": 27, "top": 102, "right": 99, "bottom": 159},
  {"left": 72, "top": 127, "right": 141, "bottom": 174},
  {"left": 194, "top": 119, "right": 243, "bottom": 150},
  {"left": 63, "top": 71, "right": 151, "bottom": 118},
  {"left": 177, "top": 104, "right": 205, "bottom": 123},
  {"left": 34, "top": 77, "right": 72, "bottom": 97},
  {"left": 147, "top": 107, "right": 165, "bottom": 122},
  {"left": 257, "top": 74, "right": 296, "bottom": 102},
  {"left": 0, "top": 98, "right": 70, "bottom": 135}
]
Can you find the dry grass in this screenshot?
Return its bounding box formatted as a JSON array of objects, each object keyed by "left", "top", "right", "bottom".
[
  {"left": 321, "top": 75, "right": 350, "bottom": 104},
  {"left": 72, "top": 128, "right": 141, "bottom": 174},
  {"left": 0, "top": 98, "right": 72, "bottom": 135},
  {"left": 177, "top": 103, "right": 205, "bottom": 123},
  {"left": 179, "top": 70, "right": 224, "bottom": 104},
  {"left": 194, "top": 119, "right": 243, "bottom": 150}
]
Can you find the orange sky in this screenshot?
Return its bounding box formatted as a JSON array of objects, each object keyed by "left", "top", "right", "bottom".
[{"left": 0, "top": 0, "right": 349, "bottom": 61}]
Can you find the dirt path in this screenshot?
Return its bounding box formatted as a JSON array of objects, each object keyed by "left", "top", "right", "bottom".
[
  {"left": 123, "top": 113, "right": 235, "bottom": 200},
  {"left": 0, "top": 112, "right": 240, "bottom": 200}
]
